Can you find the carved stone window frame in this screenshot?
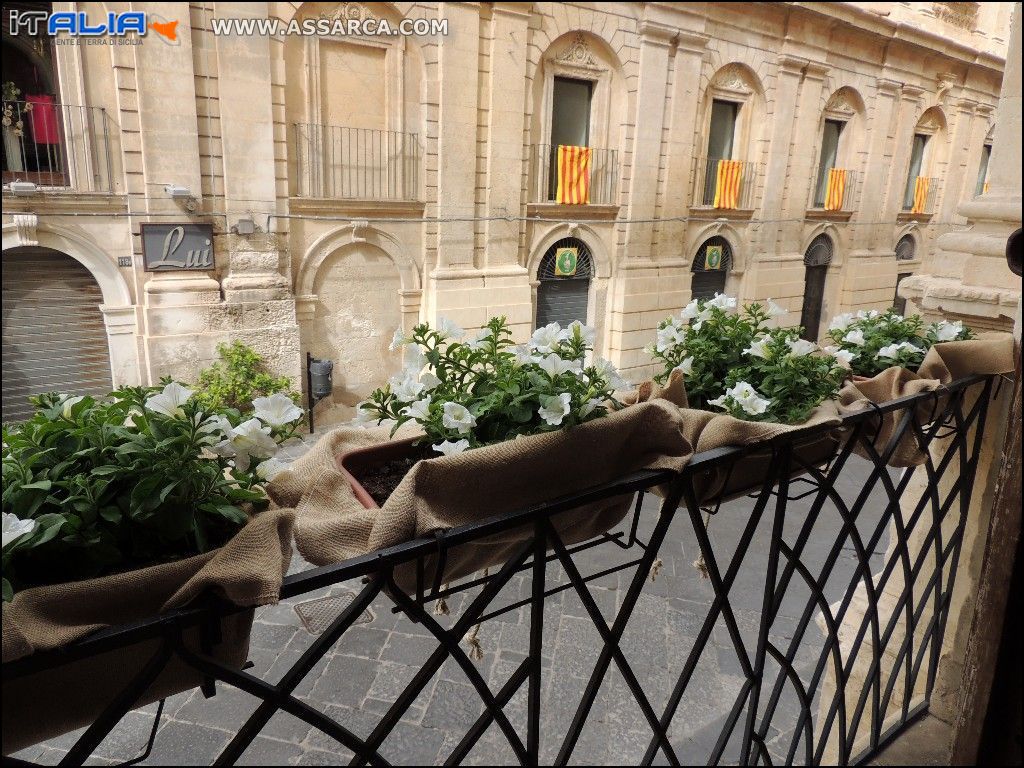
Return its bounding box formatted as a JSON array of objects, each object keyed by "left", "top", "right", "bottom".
[
  {"left": 699, "top": 65, "right": 759, "bottom": 164},
  {"left": 540, "top": 34, "right": 613, "bottom": 151}
]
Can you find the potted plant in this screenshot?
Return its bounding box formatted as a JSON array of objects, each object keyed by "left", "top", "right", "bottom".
[
  {"left": 1, "top": 81, "right": 29, "bottom": 174},
  {"left": 648, "top": 295, "right": 850, "bottom": 501},
  {"left": 2, "top": 383, "right": 300, "bottom": 753},
  {"left": 824, "top": 309, "right": 973, "bottom": 380},
  {"left": 342, "top": 316, "right": 629, "bottom": 507}
]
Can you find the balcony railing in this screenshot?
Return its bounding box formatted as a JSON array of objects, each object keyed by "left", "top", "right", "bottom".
[
  {"left": 293, "top": 123, "right": 420, "bottom": 200},
  {"left": 531, "top": 144, "right": 619, "bottom": 205},
  {"left": 2, "top": 374, "right": 998, "bottom": 766},
  {"left": 692, "top": 156, "right": 760, "bottom": 210},
  {"left": 902, "top": 175, "right": 939, "bottom": 216},
  {"left": 1, "top": 101, "right": 113, "bottom": 193},
  {"left": 809, "top": 168, "right": 858, "bottom": 213}
]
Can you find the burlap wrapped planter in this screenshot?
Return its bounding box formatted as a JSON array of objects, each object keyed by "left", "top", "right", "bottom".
[{"left": 1, "top": 508, "right": 294, "bottom": 754}]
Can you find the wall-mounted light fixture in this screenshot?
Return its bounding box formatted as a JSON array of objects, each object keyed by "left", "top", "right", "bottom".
[
  {"left": 234, "top": 217, "right": 256, "bottom": 235},
  {"left": 306, "top": 352, "right": 335, "bottom": 434}
]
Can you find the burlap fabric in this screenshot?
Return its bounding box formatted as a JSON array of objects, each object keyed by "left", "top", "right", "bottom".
[
  {"left": 272, "top": 398, "right": 696, "bottom": 592},
  {"left": 1, "top": 508, "right": 294, "bottom": 753},
  {"left": 835, "top": 334, "right": 1014, "bottom": 466}
]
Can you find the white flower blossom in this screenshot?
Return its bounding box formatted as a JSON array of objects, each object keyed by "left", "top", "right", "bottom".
[
  {"left": 145, "top": 382, "right": 194, "bottom": 418},
  {"left": 436, "top": 317, "right": 465, "bottom": 340},
  {"left": 877, "top": 341, "right": 921, "bottom": 360},
  {"left": 825, "top": 346, "right": 855, "bottom": 368},
  {"left": 511, "top": 345, "right": 534, "bottom": 365},
  {"left": 213, "top": 418, "right": 278, "bottom": 472},
  {"left": 674, "top": 356, "right": 694, "bottom": 376},
  {"left": 656, "top": 324, "right": 685, "bottom": 353},
  {"left": 707, "top": 293, "right": 738, "bottom": 313},
  {"left": 466, "top": 328, "right": 491, "bottom": 351},
  {"left": 389, "top": 328, "right": 410, "bottom": 351},
  {"left": 538, "top": 392, "right": 572, "bottom": 426},
  {"left": 351, "top": 402, "right": 379, "bottom": 427},
  {"left": 564, "top": 320, "right": 597, "bottom": 347},
  {"left": 59, "top": 394, "right": 85, "bottom": 419},
  {"left": 403, "top": 343, "right": 428, "bottom": 372},
  {"left": 530, "top": 322, "right": 564, "bottom": 353},
  {"left": 402, "top": 397, "right": 431, "bottom": 421},
  {"left": 766, "top": 298, "right": 787, "bottom": 318},
  {"left": 843, "top": 329, "right": 867, "bottom": 347},
  {"left": 786, "top": 338, "right": 818, "bottom": 357},
  {"left": 253, "top": 392, "right": 304, "bottom": 427},
  {"left": 419, "top": 371, "right": 442, "bottom": 391},
  {"left": 255, "top": 457, "right": 288, "bottom": 482},
  {"left": 931, "top": 320, "right": 964, "bottom": 342},
  {"left": 744, "top": 338, "right": 771, "bottom": 359},
  {"left": 433, "top": 438, "right": 470, "bottom": 457},
  {"left": 579, "top": 397, "right": 604, "bottom": 418},
  {"left": 725, "top": 381, "right": 771, "bottom": 416},
  {"left": 535, "top": 353, "right": 576, "bottom": 378},
  {"left": 389, "top": 371, "right": 425, "bottom": 401},
  {"left": 441, "top": 402, "right": 477, "bottom": 435},
  {"left": 856, "top": 309, "right": 881, "bottom": 321},
  {"left": 2, "top": 512, "right": 36, "bottom": 549},
  {"left": 680, "top": 299, "right": 701, "bottom": 321},
  {"left": 592, "top": 357, "right": 630, "bottom": 390},
  {"left": 829, "top": 313, "right": 856, "bottom": 332}
]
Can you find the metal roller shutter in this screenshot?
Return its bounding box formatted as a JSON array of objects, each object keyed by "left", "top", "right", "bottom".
[
  {"left": 535, "top": 237, "right": 593, "bottom": 330},
  {"left": 2, "top": 249, "right": 113, "bottom": 423}
]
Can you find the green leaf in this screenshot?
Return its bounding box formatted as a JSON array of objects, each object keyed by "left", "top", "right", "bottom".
[{"left": 19, "top": 480, "right": 52, "bottom": 491}]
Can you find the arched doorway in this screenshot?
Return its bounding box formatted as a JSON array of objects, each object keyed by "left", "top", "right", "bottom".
[
  {"left": 2, "top": 247, "right": 113, "bottom": 422},
  {"left": 799, "top": 234, "right": 834, "bottom": 341},
  {"left": 691, "top": 236, "right": 732, "bottom": 300},
  {"left": 306, "top": 244, "right": 403, "bottom": 424},
  {"left": 536, "top": 237, "right": 593, "bottom": 328}
]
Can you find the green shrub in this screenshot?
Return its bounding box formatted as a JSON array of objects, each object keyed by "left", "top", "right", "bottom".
[{"left": 196, "top": 341, "right": 300, "bottom": 414}]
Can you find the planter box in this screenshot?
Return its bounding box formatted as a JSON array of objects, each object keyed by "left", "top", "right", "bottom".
[
  {"left": 2, "top": 609, "right": 252, "bottom": 755},
  {"left": 338, "top": 436, "right": 424, "bottom": 509}
]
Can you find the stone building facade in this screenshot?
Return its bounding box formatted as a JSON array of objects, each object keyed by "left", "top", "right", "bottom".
[{"left": 0, "top": 1, "right": 1015, "bottom": 424}]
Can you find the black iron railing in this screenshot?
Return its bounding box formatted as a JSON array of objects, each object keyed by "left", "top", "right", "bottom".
[{"left": 1, "top": 374, "right": 1000, "bottom": 765}]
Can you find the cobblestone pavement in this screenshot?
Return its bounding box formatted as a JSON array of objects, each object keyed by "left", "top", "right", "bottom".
[{"left": 15, "top": 447, "right": 890, "bottom": 766}]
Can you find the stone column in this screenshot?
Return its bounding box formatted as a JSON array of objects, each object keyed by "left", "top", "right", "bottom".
[
  {"left": 858, "top": 78, "right": 902, "bottom": 250},
  {"left": 936, "top": 97, "right": 980, "bottom": 223},
  {"left": 881, "top": 84, "right": 925, "bottom": 223}
]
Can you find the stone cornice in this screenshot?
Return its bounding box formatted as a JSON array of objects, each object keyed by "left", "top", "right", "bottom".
[
  {"left": 876, "top": 78, "right": 903, "bottom": 96},
  {"left": 638, "top": 20, "right": 678, "bottom": 47}
]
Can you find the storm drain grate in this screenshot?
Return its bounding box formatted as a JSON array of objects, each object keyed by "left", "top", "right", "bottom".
[{"left": 293, "top": 591, "right": 374, "bottom": 634}]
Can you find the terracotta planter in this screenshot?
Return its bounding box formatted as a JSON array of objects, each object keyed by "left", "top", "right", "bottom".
[{"left": 338, "top": 436, "right": 423, "bottom": 509}]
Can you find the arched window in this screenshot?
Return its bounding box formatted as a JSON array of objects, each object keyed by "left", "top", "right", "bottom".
[
  {"left": 902, "top": 107, "right": 947, "bottom": 213},
  {"left": 535, "top": 237, "right": 593, "bottom": 329},
  {"left": 810, "top": 87, "right": 866, "bottom": 210},
  {"left": 893, "top": 235, "right": 916, "bottom": 314},
  {"left": 690, "top": 237, "right": 732, "bottom": 301},
  {"left": 799, "top": 235, "right": 834, "bottom": 340}
]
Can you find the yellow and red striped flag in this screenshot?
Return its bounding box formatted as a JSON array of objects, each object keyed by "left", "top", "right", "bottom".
[
  {"left": 556, "top": 145, "right": 592, "bottom": 205},
  {"left": 824, "top": 168, "right": 847, "bottom": 211},
  {"left": 713, "top": 159, "right": 743, "bottom": 209},
  {"left": 911, "top": 176, "right": 930, "bottom": 214}
]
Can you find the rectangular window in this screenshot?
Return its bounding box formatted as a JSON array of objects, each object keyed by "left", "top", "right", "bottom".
[
  {"left": 974, "top": 144, "right": 991, "bottom": 197},
  {"left": 903, "top": 133, "right": 929, "bottom": 210},
  {"left": 548, "top": 77, "right": 593, "bottom": 200},
  {"left": 703, "top": 99, "right": 739, "bottom": 204},
  {"left": 813, "top": 119, "right": 845, "bottom": 207}
]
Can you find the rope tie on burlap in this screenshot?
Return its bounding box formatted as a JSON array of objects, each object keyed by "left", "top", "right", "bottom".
[{"left": 462, "top": 568, "right": 488, "bottom": 661}]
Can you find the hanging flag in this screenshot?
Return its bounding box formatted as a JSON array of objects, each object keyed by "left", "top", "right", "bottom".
[
  {"left": 824, "top": 168, "right": 847, "bottom": 211},
  {"left": 713, "top": 159, "right": 743, "bottom": 209},
  {"left": 911, "top": 176, "right": 930, "bottom": 214},
  {"left": 556, "top": 145, "right": 592, "bottom": 205},
  {"left": 26, "top": 94, "right": 60, "bottom": 145},
  {"left": 554, "top": 246, "right": 579, "bottom": 276}
]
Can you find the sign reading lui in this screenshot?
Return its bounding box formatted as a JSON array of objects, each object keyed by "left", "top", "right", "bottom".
[{"left": 141, "top": 223, "right": 215, "bottom": 271}]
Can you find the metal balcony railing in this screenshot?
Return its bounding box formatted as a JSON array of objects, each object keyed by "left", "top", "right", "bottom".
[
  {"left": 902, "top": 175, "right": 939, "bottom": 215},
  {"left": 293, "top": 123, "right": 420, "bottom": 200},
  {"left": 809, "top": 168, "right": 858, "bottom": 212},
  {"left": 2, "top": 373, "right": 1000, "bottom": 766},
  {"left": 531, "top": 144, "right": 619, "bottom": 205},
  {"left": 692, "top": 156, "right": 760, "bottom": 210},
  {"left": 1, "top": 100, "right": 113, "bottom": 193}
]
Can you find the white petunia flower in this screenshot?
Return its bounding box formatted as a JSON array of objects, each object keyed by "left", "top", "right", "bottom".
[
  {"left": 565, "top": 320, "right": 597, "bottom": 347},
  {"left": 744, "top": 338, "right": 771, "bottom": 359},
  {"left": 931, "top": 320, "right": 964, "bottom": 342},
  {"left": 656, "top": 324, "right": 685, "bottom": 353},
  {"left": 680, "top": 299, "right": 701, "bottom": 321},
  {"left": 530, "top": 322, "right": 564, "bottom": 353},
  {"left": 466, "top": 328, "right": 491, "bottom": 351},
  {"left": 877, "top": 341, "right": 921, "bottom": 360},
  {"left": 2, "top": 512, "right": 36, "bottom": 549},
  {"left": 214, "top": 418, "right": 278, "bottom": 472},
  {"left": 786, "top": 338, "right": 818, "bottom": 357},
  {"left": 674, "top": 356, "right": 694, "bottom": 376},
  {"left": 436, "top": 317, "right": 465, "bottom": 340},
  {"left": 255, "top": 457, "right": 288, "bottom": 482},
  {"left": 825, "top": 346, "right": 855, "bottom": 368},
  {"left": 511, "top": 345, "right": 534, "bottom": 365},
  {"left": 843, "top": 329, "right": 867, "bottom": 347},
  {"left": 726, "top": 381, "right": 771, "bottom": 416},
  {"left": 829, "top": 313, "right": 856, "bottom": 332},
  {"left": 145, "top": 382, "right": 194, "bottom": 418},
  {"left": 707, "top": 293, "right": 738, "bottom": 313},
  {"left": 592, "top": 357, "right": 630, "bottom": 390},
  {"left": 441, "top": 402, "right": 477, "bottom": 435},
  {"left": 402, "top": 397, "right": 432, "bottom": 421},
  {"left": 856, "top": 309, "right": 881, "bottom": 320},
  {"left": 707, "top": 394, "right": 728, "bottom": 409},
  {"left": 60, "top": 395, "right": 85, "bottom": 419},
  {"left": 535, "top": 353, "right": 576, "bottom": 378},
  {"left": 403, "top": 343, "right": 428, "bottom": 372},
  {"left": 253, "top": 392, "right": 304, "bottom": 427},
  {"left": 538, "top": 392, "right": 572, "bottom": 426},
  {"left": 390, "top": 371, "right": 425, "bottom": 401},
  {"left": 766, "top": 298, "right": 787, "bottom": 318},
  {"left": 389, "top": 328, "right": 410, "bottom": 351},
  {"left": 579, "top": 397, "right": 604, "bottom": 418},
  {"left": 433, "top": 438, "right": 470, "bottom": 457}
]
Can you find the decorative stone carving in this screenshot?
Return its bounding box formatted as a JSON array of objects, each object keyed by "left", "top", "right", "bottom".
[
  {"left": 12, "top": 214, "right": 38, "bottom": 247},
  {"left": 825, "top": 90, "right": 857, "bottom": 118},
  {"left": 555, "top": 34, "right": 597, "bottom": 67},
  {"left": 711, "top": 64, "right": 753, "bottom": 95},
  {"left": 917, "top": 109, "right": 944, "bottom": 132},
  {"left": 932, "top": 2, "right": 979, "bottom": 31},
  {"left": 318, "top": 2, "right": 379, "bottom": 25},
  {"left": 351, "top": 220, "right": 370, "bottom": 242},
  {"left": 936, "top": 72, "right": 959, "bottom": 104}
]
